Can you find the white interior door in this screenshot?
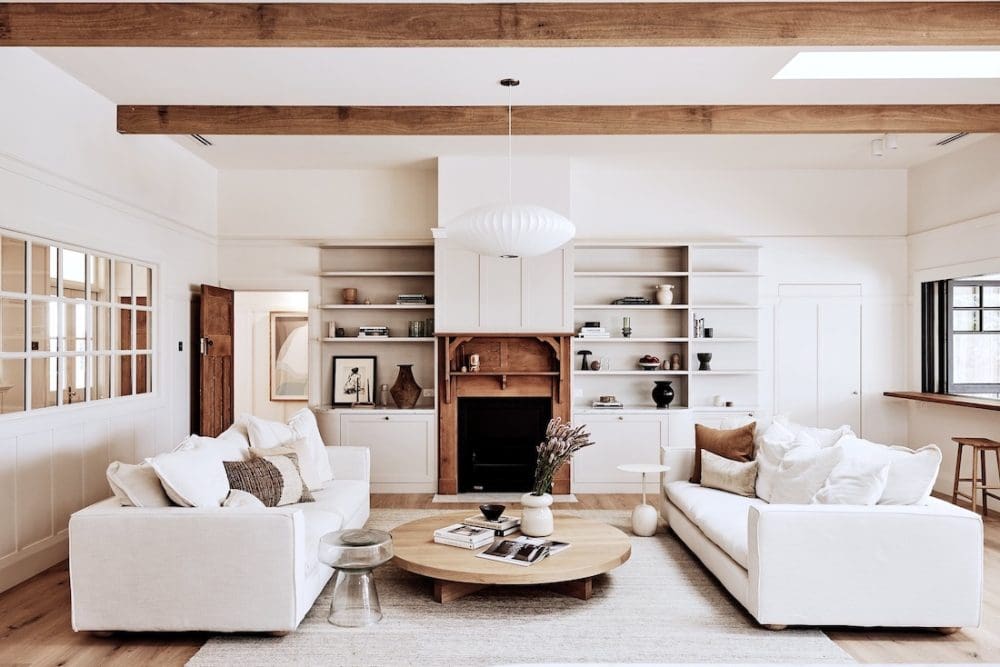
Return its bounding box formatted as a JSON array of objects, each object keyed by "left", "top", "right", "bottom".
[{"left": 775, "top": 285, "right": 862, "bottom": 432}]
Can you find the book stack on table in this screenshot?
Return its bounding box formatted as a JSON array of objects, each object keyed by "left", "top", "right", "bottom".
[{"left": 432, "top": 524, "right": 496, "bottom": 550}]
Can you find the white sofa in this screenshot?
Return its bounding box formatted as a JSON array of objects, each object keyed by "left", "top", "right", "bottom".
[
  {"left": 660, "top": 447, "right": 983, "bottom": 631},
  {"left": 69, "top": 446, "right": 370, "bottom": 634}
]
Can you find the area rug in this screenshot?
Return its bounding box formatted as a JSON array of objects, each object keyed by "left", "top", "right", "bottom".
[{"left": 188, "top": 509, "right": 854, "bottom": 666}]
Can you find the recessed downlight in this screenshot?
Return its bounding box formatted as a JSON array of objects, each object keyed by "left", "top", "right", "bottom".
[{"left": 774, "top": 51, "right": 1000, "bottom": 79}]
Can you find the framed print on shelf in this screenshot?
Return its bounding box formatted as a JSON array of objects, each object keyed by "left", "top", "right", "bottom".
[
  {"left": 332, "top": 355, "right": 377, "bottom": 406},
  {"left": 269, "top": 311, "right": 309, "bottom": 401}
]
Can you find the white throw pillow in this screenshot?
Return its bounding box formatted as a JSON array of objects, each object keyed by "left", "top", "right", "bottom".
[
  {"left": 770, "top": 440, "right": 844, "bottom": 504},
  {"left": 773, "top": 415, "right": 855, "bottom": 448},
  {"left": 223, "top": 489, "right": 267, "bottom": 509},
  {"left": 106, "top": 462, "right": 173, "bottom": 507},
  {"left": 175, "top": 431, "right": 249, "bottom": 462},
  {"left": 812, "top": 456, "right": 890, "bottom": 505},
  {"left": 838, "top": 436, "right": 942, "bottom": 505},
  {"left": 248, "top": 409, "right": 333, "bottom": 488},
  {"left": 147, "top": 447, "right": 230, "bottom": 508},
  {"left": 754, "top": 420, "right": 798, "bottom": 502}
]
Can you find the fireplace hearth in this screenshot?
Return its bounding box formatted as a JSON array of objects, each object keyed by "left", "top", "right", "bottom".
[{"left": 458, "top": 397, "right": 551, "bottom": 493}]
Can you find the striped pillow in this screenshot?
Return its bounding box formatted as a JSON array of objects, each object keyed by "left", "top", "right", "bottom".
[{"left": 223, "top": 453, "right": 314, "bottom": 507}]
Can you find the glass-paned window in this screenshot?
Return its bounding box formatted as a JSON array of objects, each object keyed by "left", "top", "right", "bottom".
[{"left": 949, "top": 278, "right": 1000, "bottom": 397}]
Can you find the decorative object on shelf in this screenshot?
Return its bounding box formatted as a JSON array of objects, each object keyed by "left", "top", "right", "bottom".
[
  {"left": 469, "top": 354, "right": 481, "bottom": 372},
  {"left": 697, "top": 352, "right": 713, "bottom": 371},
  {"left": 460, "top": 365, "right": 468, "bottom": 373},
  {"left": 693, "top": 315, "right": 706, "bottom": 338},
  {"left": 669, "top": 352, "right": 682, "bottom": 370},
  {"left": 378, "top": 383, "right": 390, "bottom": 407},
  {"left": 612, "top": 296, "right": 653, "bottom": 305},
  {"left": 713, "top": 394, "right": 725, "bottom": 407},
  {"left": 335, "top": 327, "right": 346, "bottom": 338},
  {"left": 592, "top": 397, "right": 623, "bottom": 409},
  {"left": 654, "top": 284, "right": 675, "bottom": 305},
  {"left": 725, "top": 401, "right": 734, "bottom": 407},
  {"left": 342, "top": 288, "right": 358, "bottom": 305},
  {"left": 577, "top": 321, "right": 609, "bottom": 339},
  {"left": 622, "top": 316, "right": 632, "bottom": 338},
  {"left": 389, "top": 364, "right": 422, "bottom": 409},
  {"left": 332, "top": 355, "right": 377, "bottom": 406},
  {"left": 479, "top": 503, "right": 506, "bottom": 522},
  {"left": 269, "top": 312, "right": 308, "bottom": 401},
  {"left": 522, "top": 417, "right": 594, "bottom": 537},
  {"left": 358, "top": 325, "right": 389, "bottom": 338},
  {"left": 396, "top": 293, "right": 428, "bottom": 305},
  {"left": 448, "top": 78, "right": 575, "bottom": 259},
  {"left": 638, "top": 354, "right": 660, "bottom": 370},
  {"left": 328, "top": 321, "right": 337, "bottom": 338},
  {"left": 425, "top": 318, "right": 435, "bottom": 336},
  {"left": 599, "top": 395, "right": 617, "bottom": 403},
  {"left": 652, "top": 380, "right": 675, "bottom": 408},
  {"left": 363, "top": 297, "right": 372, "bottom": 305},
  {"left": 408, "top": 320, "right": 426, "bottom": 338},
  {"left": 590, "top": 359, "right": 602, "bottom": 371},
  {"left": 704, "top": 327, "right": 714, "bottom": 338},
  {"left": 577, "top": 349, "right": 592, "bottom": 371}
]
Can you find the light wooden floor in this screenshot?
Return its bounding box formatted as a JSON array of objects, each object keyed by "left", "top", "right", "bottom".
[{"left": 1, "top": 494, "right": 997, "bottom": 666}]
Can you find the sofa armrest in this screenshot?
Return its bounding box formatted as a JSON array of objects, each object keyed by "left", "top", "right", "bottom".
[
  {"left": 70, "top": 501, "right": 307, "bottom": 632},
  {"left": 328, "top": 445, "right": 370, "bottom": 482},
  {"left": 660, "top": 446, "right": 694, "bottom": 485},
  {"left": 747, "top": 499, "right": 983, "bottom": 628}
]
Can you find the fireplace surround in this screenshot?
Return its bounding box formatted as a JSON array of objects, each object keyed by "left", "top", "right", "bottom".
[{"left": 437, "top": 334, "right": 573, "bottom": 494}]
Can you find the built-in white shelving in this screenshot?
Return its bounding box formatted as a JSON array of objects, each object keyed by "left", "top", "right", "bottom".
[
  {"left": 575, "top": 304, "right": 690, "bottom": 310},
  {"left": 319, "top": 304, "right": 435, "bottom": 310},
  {"left": 574, "top": 370, "right": 691, "bottom": 376},
  {"left": 575, "top": 271, "right": 689, "bottom": 277},
  {"left": 320, "top": 337, "right": 435, "bottom": 343},
  {"left": 319, "top": 271, "right": 434, "bottom": 277}
]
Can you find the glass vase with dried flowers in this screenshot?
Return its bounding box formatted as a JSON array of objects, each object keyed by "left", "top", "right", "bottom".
[{"left": 520, "top": 418, "right": 595, "bottom": 537}]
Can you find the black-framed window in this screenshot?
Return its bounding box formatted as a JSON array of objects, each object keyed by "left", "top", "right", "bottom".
[{"left": 922, "top": 276, "right": 1000, "bottom": 398}]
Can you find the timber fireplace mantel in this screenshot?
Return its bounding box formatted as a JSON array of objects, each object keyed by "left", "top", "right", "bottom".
[{"left": 437, "top": 333, "right": 573, "bottom": 495}]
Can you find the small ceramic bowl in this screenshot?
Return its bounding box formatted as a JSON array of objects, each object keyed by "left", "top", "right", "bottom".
[
  {"left": 638, "top": 362, "right": 660, "bottom": 371},
  {"left": 479, "top": 504, "right": 506, "bottom": 521}
]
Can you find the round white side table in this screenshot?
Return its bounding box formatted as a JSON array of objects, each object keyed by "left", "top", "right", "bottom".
[{"left": 617, "top": 463, "right": 671, "bottom": 537}]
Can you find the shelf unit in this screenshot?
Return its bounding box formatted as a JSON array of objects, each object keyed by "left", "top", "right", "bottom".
[
  {"left": 318, "top": 242, "right": 436, "bottom": 408},
  {"left": 572, "top": 241, "right": 760, "bottom": 413}
]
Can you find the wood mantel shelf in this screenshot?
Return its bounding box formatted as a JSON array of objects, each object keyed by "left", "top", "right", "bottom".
[{"left": 884, "top": 391, "right": 1000, "bottom": 413}]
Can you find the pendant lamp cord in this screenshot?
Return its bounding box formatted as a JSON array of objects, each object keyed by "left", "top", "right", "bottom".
[{"left": 507, "top": 83, "right": 513, "bottom": 203}]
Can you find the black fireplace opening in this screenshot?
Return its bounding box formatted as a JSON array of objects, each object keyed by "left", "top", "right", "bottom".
[{"left": 458, "top": 397, "right": 551, "bottom": 493}]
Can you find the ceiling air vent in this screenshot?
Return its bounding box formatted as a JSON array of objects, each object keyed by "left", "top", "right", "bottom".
[
  {"left": 190, "top": 134, "right": 213, "bottom": 147},
  {"left": 935, "top": 132, "right": 969, "bottom": 146}
]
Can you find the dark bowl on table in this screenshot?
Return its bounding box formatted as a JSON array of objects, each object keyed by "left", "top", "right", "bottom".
[{"left": 479, "top": 504, "right": 506, "bottom": 521}]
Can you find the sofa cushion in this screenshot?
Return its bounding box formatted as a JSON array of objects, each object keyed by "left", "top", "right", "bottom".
[
  {"left": 770, "top": 442, "right": 844, "bottom": 505},
  {"left": 106, "top": 462, "right": 173, "bottom": 507},
  {"left": 310, "top": 480, "right": 369, "bottom": 524},
  {"left": 246, "top": 410, "right": 333, "bottom": 490},
  {"left": 147, "top": 446, "right": 229, "bottom": 508},
  {"left": 700, "top": 450, "right": 758, "bottom": 497},
  {"left": 754, "top": 421, "right": 798, "bottom": 502},
  {"left": 299, "top": 506, "right": 346, "bottom": 576},
  {"left": 773, "top": 415, "right": 854, "bottom": 448},
  {"left": 691, "top": 422, "right": 756, "bottom": 484},
  {"left": 812, "top": 456, "right": 890, "bottom": 505},
  {"left": 224, "top": 454, "right": 314, "bottom": 507},
  {"left": 838, "top": 436, "right": 942, "bottom": 505},
  {"left": 666, "top": 480, "right": 767, "bottom": 569},
  {"left": 175, "top": 430, "right": 249, "bottom": 462}
]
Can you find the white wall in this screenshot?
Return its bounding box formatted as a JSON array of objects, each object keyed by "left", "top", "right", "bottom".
[
  {"left": 0, "top": 49, "right": 218, "bottom": 592},
  {"left": 234, "top": 291, "right": 309, "bottom": 421},
  {"left": 905, "top": 136, "right": 1000, "bottom": 509}
]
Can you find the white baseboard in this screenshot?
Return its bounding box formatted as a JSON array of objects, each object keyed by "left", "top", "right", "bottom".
[{"left": 0, "top": 532, "right": 68, "bottom": 594}]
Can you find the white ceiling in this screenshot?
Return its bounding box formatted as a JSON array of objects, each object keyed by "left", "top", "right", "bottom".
[{"left": 34, "top": 45, "right": 999, "bottom": 169}]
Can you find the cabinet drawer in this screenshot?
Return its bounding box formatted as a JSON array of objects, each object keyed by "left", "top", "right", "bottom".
[{"left": 340, "top": 413, "right": 436, "bottom": 486}]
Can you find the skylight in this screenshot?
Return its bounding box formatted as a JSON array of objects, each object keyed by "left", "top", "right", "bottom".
[{"left": 774, "top": 51, "right": 1000, "bottom": 79}]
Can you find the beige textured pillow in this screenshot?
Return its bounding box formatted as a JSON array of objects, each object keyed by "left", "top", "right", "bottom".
[
  {"left": 700, "top": 449, "right": 759, "bottom": 497},
  {"left": 224, "top": 453, "right": 314, "bottom": 507},
  {"left": 106, "top": 462, "right": 173, "bottom": 507}
]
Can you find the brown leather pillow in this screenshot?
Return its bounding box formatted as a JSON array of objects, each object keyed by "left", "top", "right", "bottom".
[{"left": 690, "top": 422, "right": 756, "bottom": 484}]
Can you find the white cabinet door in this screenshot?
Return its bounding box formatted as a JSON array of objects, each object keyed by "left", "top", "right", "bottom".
[
  {"left": 571, "top": 413, "right": 666, "bottom": 492},
  {"left": 818, "top": 301, "right": 862, "bottom": 431},
  {"left": 340, "top": 413, "right": 436, "bottom": 491}
]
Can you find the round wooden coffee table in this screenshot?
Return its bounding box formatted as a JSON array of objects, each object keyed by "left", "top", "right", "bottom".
[{"left": 391, "top": 511, "right": 631, "bottom": 603}]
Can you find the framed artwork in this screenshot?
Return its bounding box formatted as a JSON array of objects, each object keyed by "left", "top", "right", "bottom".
[
  {"left": 332, "top": 356, "right": 377, "bottom": 406},
  {"left": 269, "top": 312, "right": 309, "bottom": 401}
]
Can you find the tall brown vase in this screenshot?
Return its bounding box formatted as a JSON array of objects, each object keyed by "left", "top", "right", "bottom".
[{"left": 389, "top": 364, "right": 422, "bottom": 409}]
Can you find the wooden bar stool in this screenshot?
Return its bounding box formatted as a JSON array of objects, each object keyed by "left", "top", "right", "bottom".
[{"left": 951, "top": 437, "right": 1000, "bottom": 516}]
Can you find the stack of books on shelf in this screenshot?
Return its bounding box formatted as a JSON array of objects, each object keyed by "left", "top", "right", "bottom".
[
  {"left": 591, "top": 399, "right": 624, "bottom": 410},
  {"left": 396, "top": 293, "right": 428, "bottom": 305},
  {"left": 433, "top": 523, "right": 496, "bottom": 550},
  {"left": 358, "top": 326, "right": 389, "bottom": 338},
  {"left": 476, "top": 536, "right": 571, "bottom": 566},
  {"left": 577, "top": 321, "right": 610, "bottom": 339},
  {"left": 462, "top": 514, "right": 521, "bottom": 537},
  {"left": 611, "top": 296, "right": 653, "bottom": 305}
]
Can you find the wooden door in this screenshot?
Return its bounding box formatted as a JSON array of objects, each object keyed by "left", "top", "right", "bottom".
[{"left": 199, "top": 285, "right": 234, "bottom": 437}]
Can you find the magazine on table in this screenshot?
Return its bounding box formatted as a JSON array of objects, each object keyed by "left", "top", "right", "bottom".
[
  {"left": 475, "top": 536, "right": 571, "bottom": 566},
  {"left": 433, "top": 523, "right": 495, "bottom": 548}
]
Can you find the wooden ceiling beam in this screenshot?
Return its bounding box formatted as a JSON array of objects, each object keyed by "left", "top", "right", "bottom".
[
  {"left": 3, "top": 2, "right": 1000, "bottom": 47},
  {"left": 117, "top": 104, "right": 1000, "bottom": 135}
]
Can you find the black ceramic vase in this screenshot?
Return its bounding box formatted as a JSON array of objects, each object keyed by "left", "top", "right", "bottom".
[{"left": 652, "top": 380, "right": 674, "bottom": 409}]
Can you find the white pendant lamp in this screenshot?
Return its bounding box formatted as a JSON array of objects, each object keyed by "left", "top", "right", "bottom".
[{"left": 447, "top": 78, "right": 575, "bottom": 259}]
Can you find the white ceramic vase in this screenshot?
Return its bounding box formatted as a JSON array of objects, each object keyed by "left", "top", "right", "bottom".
[
  {"left": 520, "top": 492, "right": 554, "bottom": 537},
  {"left": 654, "top": 284, "right": 674, "bottom": 305}
]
